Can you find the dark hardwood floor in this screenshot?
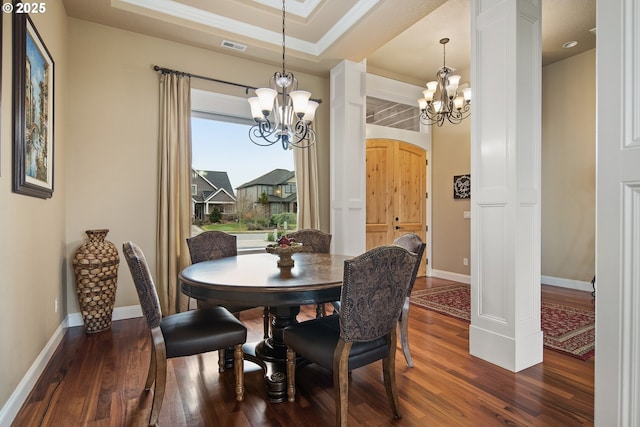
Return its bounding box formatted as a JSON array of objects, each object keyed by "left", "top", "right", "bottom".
[{"left": 12, "top": 278, "right": 594, "bottom": 426}]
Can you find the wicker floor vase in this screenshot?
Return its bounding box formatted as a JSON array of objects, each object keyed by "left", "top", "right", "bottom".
[{"left": 72, "top": 229, "right": 120, "bottom": 333}]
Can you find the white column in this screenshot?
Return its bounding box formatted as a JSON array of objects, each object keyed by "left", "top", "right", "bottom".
[
  {"left": 329, "top": 60, "right": 367, "bottom": 255},
  {"left": 469, "top": 0, "right": 543, "bottom": 371},
  {"left": 595, "top": 0, "right": 640, "bottom": 424}
]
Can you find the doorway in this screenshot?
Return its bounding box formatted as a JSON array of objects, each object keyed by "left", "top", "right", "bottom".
[{"left": 366, "top": 139, "right": 427, "bottom": 275}]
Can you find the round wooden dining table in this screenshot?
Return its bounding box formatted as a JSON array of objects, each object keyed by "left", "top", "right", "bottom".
[{"left": 179, "top": 252, "right": 351, "bottom": 403}]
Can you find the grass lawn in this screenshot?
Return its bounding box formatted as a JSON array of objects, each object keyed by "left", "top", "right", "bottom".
[
  {"left": 199, "top": 222, "right": 297, "bottom": 234},
  {"left": 201, "top": 222, "right": 249, "bottom": 232}
]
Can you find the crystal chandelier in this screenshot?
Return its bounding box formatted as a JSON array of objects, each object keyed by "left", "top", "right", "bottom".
[
  {"left": 418, "top": 38, "right": 471, "bottom": 127},
  {"left": 248, "top": 0, "right": 319, "bottom": 150}
]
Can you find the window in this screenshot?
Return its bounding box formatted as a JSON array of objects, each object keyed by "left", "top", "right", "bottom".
[
  {"left": 190, "top": 91, "right": 296, "bottom": 250},
  {"left": 191, "top": 184, "right": 197, "bottom": 196}
]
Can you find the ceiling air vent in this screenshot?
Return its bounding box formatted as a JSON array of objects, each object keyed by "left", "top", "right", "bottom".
[{"left": 221, "top": 40, "right": 247, "bottom": 52}]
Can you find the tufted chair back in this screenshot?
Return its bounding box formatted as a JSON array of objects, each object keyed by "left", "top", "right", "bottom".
[
  {"left": 286, "top": 229, "right": 331, "bottom": 253},
  {"left": 339, "top": 245, "right": 416, "bottom": 342},
  {"left": 122, "top": 241, "right": 162, "bottom": 329},
  {"left": 393, "top": 233, "right": 426, "bottom": 295},
  {"left": 186, "top": 231, "right": 237, "bottom": 263},
  {"left": 286, "top": 229, "right": 333, "bottom": 317}
]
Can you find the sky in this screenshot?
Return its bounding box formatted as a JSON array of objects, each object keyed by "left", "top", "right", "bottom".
[
  {"left": 27, "top": 31, "right": 49, "bottom": 120},
  {"left": 191, "top": 118, "right": 294, "bottom": 190}
]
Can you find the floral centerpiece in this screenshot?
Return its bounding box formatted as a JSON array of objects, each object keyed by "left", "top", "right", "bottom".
[{"left": 266, "top": 236, "right": 304, "bottom": 267}]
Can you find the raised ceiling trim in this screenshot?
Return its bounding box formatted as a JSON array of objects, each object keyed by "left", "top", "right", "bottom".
[
  {"left": 251, "top": 0, "right": 322, "bottom": 18},
  {"left": 115, "top": 0, "right": 379, "bottom": 56}
]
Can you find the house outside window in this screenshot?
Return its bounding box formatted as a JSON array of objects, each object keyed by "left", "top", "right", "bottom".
[
  {"left": 190, "top": 169, "right": 237, "bottom": 222},
  {"left": 236, "top": 168, "right": 297, "bottom": 219}
]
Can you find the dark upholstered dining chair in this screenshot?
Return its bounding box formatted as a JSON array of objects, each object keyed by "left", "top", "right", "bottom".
[
  {"left": 286, "top": 229, "right": 332, "bottom": 253},
  {"left": 186, "top": 231, "right": 270, "bottom": 339},
  {"left": 392, "top": 233, "right": 426, "bottom": 368},
  {"left": 286, "top": 229, "right": 332, "bottom": 317},
  {"left": 283, "top": 245, "right": 417, "bottom": 427},
  {"left": 122, "top": 241, "right": 247, "bottom": 427},
  {"left": 331, "top": 233, "right": 426, "bottom": 368}
]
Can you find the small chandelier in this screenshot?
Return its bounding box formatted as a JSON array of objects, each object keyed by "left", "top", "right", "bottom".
[
  {"left": 418, "top": 38, "right": 471, "bottom": 126},
  {"left": 248, "top": 0, "right": 319, "bottom": 150}
]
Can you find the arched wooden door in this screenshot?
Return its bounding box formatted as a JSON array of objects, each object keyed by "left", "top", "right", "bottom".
[{"left": 366, "top": 139, "right": 427, "bottom": 274}]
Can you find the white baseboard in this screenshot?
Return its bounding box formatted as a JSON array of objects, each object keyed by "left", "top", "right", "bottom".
[
  {"left": 67, "top": 305, "right": 143, "bottom": 327},
  {"left": 0, "top": 305, "right": 142, "bottom": 427},
  {"left": 429, "top": 270, "right": 593, "bottom": 293},
  {"left": 431, "top": 269, "right": 471, "bottom": 284},
  {"left": 541, "top": 275, "right": 594, "bottom": 293}
]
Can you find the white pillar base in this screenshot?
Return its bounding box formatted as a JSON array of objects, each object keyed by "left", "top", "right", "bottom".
[{"left": 470, "top": 325, "right": 543, "bottom": 372}]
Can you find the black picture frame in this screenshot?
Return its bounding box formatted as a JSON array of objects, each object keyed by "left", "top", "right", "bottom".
[
  {"left": 12, "top": 7, "right": 54, "bottom": 199},
  {"left": 453, "top": 174, "right": 471, "bottom": 199}
]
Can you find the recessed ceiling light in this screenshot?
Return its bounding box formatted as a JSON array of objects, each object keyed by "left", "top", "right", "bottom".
[{"left": 562, "top": 41, "right": 578, "bottom": 49}]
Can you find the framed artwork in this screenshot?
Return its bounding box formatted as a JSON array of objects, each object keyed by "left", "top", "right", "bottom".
[
  {"left": 453, "top": 174, "right": 471, "bottom": 199},
  {"left": 13, "top": 9, "right": 54, "bottom": 198}
]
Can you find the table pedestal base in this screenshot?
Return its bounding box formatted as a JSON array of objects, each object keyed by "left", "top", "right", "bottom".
[
  {"left": 243, "top": 305, "right": 301, "bottom": 403},
  {"left": 243, "top": 340, "right": 288, "bottom": 402}
]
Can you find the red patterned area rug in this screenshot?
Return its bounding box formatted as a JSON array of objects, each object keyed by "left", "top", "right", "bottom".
[{"left": 410, "top": 283, "right": 595, "bottom": 360}]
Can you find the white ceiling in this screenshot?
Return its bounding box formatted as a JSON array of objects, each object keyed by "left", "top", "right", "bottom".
[{"left": 62, "top": 0, "right": 596, "bottom": 85}]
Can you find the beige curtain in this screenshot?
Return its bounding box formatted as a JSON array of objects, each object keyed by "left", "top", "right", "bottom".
[
  {"left": 157, "top": 72, "right": 192, "bottom": 315},
  {"left": 293, "top": 139, "right": 320, "bottom": 229}
]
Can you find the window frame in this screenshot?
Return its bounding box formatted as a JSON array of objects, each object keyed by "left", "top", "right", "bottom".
[{"left": 190, "top": 89, "right": 296, "bottom": 253}]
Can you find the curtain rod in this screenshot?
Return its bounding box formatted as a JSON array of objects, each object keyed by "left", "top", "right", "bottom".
[{"left": 153, "top": 65, "right": 322, "bottom": 103}]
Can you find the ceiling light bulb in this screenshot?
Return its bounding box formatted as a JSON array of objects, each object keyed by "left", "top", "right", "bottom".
[
  {"left": 255, "top": 88, "right": 277, "bottom": 112},
  {"left": 248, "top": 97, "right": 264, "bottom": 120},
  {"left": 289, "top": 90, "right": 311, "bottom": 116}
]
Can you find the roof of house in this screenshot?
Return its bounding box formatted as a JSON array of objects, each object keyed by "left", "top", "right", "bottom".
[
  {"left": 237, "top": 169, "right": 295, "bottom": 189},
  {"left": 191, "top": 169, "right": 236, "bottom": 204},
  {"left": 195, "top": 170, "right": 236, "bottom": 197}
]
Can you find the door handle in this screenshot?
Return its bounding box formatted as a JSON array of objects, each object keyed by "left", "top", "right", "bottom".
[{"left": 395, "top": 225, "right": 403, "bottom": 230}]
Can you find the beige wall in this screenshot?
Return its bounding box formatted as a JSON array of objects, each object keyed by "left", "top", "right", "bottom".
[
  {"left": 541, "top": 49, "right": 595, "bottom": 281},
  {"left": 430, "top": 51, "right": 595, "bottom": 282},
  {"left": 0, "top": 3, "right": 68, "bottom": 410},
  {"left": 431, "top": 117, "right": 472, "bottom": 275},
  {"left": 65, "top": 19, "right": 330, "bottom": 314}
]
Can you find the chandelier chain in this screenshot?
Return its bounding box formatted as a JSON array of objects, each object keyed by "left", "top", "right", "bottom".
[
  {"left": 442, "top": 42, "right": 446, "bottom": 69},
  {"left": 247, "top": 0, "right": 317, "bottom": 149},
  {"left": 281, "top": 0, "right": 286, "bottom": 75}
]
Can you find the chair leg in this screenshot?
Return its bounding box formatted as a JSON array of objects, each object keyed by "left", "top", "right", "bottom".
[
  {"left": 234, "top": 344, "right": 245, "bottom": 401},
  {"left": 399, "top": 297, "right": 413, "bottom": 368},
  {"left": 218, "top": 349, "right": 225, "bottom": 373},
  {"left": 333, "top": 340, "right": 353, "bottom": 427},
  {"left": 315, "top": 303, "right": 326, "bottom": 318},
  {"left": 286, "top": 348, "right": 296, "bottom": 402},
  {"left": 149, "top": 329, "right": 167, "bottom": 426},
  {"left": 144, "top": 345, "right": 156, "bottom": 390},
  {"left": 383, "top": 330, "right": 401, "bottom": 419}
]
